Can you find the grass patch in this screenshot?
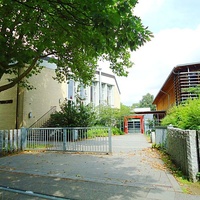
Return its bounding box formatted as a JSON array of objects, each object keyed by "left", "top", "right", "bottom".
[
  {"left": 26, "top": 144, "right": 54, "bottom": 149},
  {"left": 144, "top": 133, "right": 151, "bottom": 143}
]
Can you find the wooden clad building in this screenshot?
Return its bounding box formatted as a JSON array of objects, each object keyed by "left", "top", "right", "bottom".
[{"left": 153, "top": 62, "right": 200, "bottom": 111}]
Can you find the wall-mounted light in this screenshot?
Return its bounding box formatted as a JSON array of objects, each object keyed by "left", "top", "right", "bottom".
[{"left": 28, "top": 112, "right": 32, "bottom": 118}]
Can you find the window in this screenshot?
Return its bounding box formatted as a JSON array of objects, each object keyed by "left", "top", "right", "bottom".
[
  {"left": 68, "top": 80, "right": 74, "bottom": 100},
  {"left": 0, "top": 100, "right": 13, "bottom": 104},
  {"left": 107, "top": 85, "right": 113, "bottom": 106}
]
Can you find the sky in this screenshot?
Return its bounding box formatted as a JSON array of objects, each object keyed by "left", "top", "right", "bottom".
[{"left": 115, "top": 0, "right": 200, "bottom": 106}]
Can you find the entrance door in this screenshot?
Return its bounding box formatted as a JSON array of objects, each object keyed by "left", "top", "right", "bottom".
[{"left": 128, "top": 119, "right": 141, "bottom": 133}]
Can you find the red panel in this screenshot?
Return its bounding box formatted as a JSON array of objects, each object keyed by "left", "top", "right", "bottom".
[{"left": 124, "top": 115, "right": 144, "bottom": 134}]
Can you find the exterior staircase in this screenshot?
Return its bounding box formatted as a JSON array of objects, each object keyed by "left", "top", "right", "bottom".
[{"left": 29, "top": 106, "right": 56, "bottom": 128}]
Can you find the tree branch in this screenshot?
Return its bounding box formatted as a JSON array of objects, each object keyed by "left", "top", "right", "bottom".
[{"left": 0, "top": 56, "right": 39, "bottom": 92}]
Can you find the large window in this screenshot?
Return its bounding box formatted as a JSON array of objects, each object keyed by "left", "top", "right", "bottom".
[
  {"left": 107, "top": 85, "right": 113, "bottom": 106},
  {"left": 90, "top": 82, "right": 97, "bottom": 105},
  {"left": 68, "top": 80, "right": 74, "bottom": 100}
]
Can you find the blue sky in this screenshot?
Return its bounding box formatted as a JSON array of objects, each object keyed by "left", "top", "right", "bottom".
[{"left": 116, "top": 0, "right": 200, "bottom": 106}]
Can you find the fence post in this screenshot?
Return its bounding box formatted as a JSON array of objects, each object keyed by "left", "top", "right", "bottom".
[
  {"left": 21, "top": 127, "right": 27, "bottom": 151},
  {"left": 187, "top": 130, "right": 199, "bottom": 182},
  {"left": 63, "top": 128, "right": 67, "bottom": 151},
  {"left": 9, "top": 130, "right": 13, "bottom": 152},
  {"left": 0, "top": 130, "right": 3, "bottom": 154},
  {"left": 108, "top": 127, "right": 112, "bottom": 154}
]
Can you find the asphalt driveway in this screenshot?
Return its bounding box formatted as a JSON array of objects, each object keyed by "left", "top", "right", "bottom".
[{"left": 0, "top": 133, "right": 199, "bottom": 200}]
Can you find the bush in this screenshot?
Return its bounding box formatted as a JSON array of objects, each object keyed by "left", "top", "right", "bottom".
[
  {"left": 48, "top": 100, "right": 96, "bottom": 127},
  {"left": 112, "top": 127, "right": 124, "bottom": 135},
  {"left": 86, "top": 127, "right": 124, "bottom": 138},
  {"left": 161, "top": 98, "right": 200, "bottom": 130},
  {"left": 87, "top": 128, "right": 108, "bottom": 138}
]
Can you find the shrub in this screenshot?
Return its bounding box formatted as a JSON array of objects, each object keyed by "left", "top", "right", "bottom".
[
  {"left": 112, "top": 127, "right": 124, "bottom": 135},
  {"left": 86, "top": 127, "right": 124, "bottom": 138},
  {"left": 161, "top": 98, "right": 200, "bottom": 130},
  {"left": 87, "top": 128, "right": 108, "bottom": 138},
  {"left": 48, "top": 100, "right": 96, "bottom": 127}
]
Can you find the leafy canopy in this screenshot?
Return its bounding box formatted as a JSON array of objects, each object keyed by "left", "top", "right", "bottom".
[
  {"left": 138, "top": 93, "right": 156, "bottom": 110},
  {"left": 96, "top": 103, "right": 131, "bottom": 127},
  {"left": 0, "top": 0, "right": 153, "bottom": 92}
]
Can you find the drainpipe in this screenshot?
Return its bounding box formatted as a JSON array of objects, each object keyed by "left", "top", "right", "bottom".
[{"left": 16, "top": 69, "right": 20, "bottom": 129}]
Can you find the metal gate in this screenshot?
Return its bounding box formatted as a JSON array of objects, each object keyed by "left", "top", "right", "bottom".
[
  {"left": 128, "top": 119, "right": 141, "bottom": 133},
  {"left": 25, "top": 127, "right": 112, "bottom": 154}
]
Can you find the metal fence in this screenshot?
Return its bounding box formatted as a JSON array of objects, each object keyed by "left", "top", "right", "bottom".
[
  {"left": 0, "top": 129, "right": 23, "bottom": 154},
  {"left": 26, "top": 127, "right": 112, "bottom": 154},
  {"left": 154, "top": 126, "right": 167, "bottom": 148}
]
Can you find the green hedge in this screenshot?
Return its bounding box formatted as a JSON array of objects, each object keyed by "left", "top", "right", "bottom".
[{"left": 162, "top": 98, "right": 200, "bottom": 130}]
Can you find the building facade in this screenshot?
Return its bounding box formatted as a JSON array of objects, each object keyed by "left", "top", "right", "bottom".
[
  {"left": 67, "top": 70, "right": 120, "bottom": 109},
  {"left": 0, "top": 61, "right": 120, "bottom": 129},
  {"left": 153, "top": 62, "right": 200, "bottom": 111}
]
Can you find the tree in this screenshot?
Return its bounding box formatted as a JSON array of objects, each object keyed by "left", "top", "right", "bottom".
[
  {"left": 0, "top": 0, "right": 153, "bottom": 92},
  {"left": 96, "top": 103, "right": 131, "bottom": 127},
  {"left": 131, "top": 102, "right": 139, "bottom": 110},
  {"left": 119, "top": 103, "right": 131, "bottom": 118},
  {"left": 139, "top": 93, "right": 156, "bottom": 110},
  {"left": 48, "top": 100, "right": 96, "bottom": 127}
]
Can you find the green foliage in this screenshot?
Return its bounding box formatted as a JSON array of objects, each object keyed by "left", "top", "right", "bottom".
[
  {"left": 131, "top": 103, "right": 139, "bottom": 110},
  {"left": 0, "top": 0, "right": 153, "bottom": 92},
  {"left": 138, "top": 93, "right": 156, "bottom": 110},
  {"left": 48, "top": 100, "right": 96, "bottom": 127},
  {"left": 183, "top": 85, "right": 200, "bottom": 97},
  {"left": 87, "top": 127, "right": 124, "bottom": 138},
  {"left": 87, "top": 128, "right": 108, "bottom": 138},
  {"left": 161, "top": 98, "right": 200, "bottom": 130},
  {"left": 112, "top": 127, "right": 124, "bottom": 135},
  {"left": 96, "top": 104, "right": 131, "bottom": 127}
]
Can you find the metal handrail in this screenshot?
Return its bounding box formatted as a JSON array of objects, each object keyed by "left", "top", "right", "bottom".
[{"left": 29, "top": 106, "right": 56, "bottom": 128}]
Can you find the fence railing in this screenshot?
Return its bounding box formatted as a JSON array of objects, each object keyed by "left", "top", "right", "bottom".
[
  {"left": 0, "top": 129, "right": 25, "bottom": 154},
  {"left": 26, "top": 127, "right": 112, "bottom": 154},
  {"left": 0, "top": 127, "right": 112, "bottom": 155},
  {"left": 29, "top": 106, "right": 56, "bottom": 128}
]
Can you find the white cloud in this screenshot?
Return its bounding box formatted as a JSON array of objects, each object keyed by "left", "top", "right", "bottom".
[
  {"left": 118, "top": 25, "right": 200, "bottom": 106},
  {"left": 134, "top": 0, "right": 165, "bottom": 17}
]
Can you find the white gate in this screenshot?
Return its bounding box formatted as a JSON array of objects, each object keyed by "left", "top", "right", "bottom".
[{"left": 25, "top": 127, "right": 112, "bottom": 154}]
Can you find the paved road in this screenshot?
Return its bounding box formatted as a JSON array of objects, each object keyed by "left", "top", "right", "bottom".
[{"left": 0, "top": 133, "right": 199, "bottom": 199}]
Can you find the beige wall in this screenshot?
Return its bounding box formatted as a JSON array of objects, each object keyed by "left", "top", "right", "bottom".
[
  {"left": 113, "top": 86, "right": 120, "bottom": 109},
  {"left": 0, "top": 67, "right": 67, "bottom": 129},
  {"left": 22, "top": 67, "right": 67, "bottom": 127},
  {"left": 0, "top": 74, "right": 18, "bottom": 129},
  {"left": 0, "top": 66, "right": 120, "bottom": 129}
]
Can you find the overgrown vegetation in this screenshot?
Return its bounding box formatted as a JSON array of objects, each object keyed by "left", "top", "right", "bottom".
[{"left": 161, "top": 97, "right": 200, "bottom": 129}]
